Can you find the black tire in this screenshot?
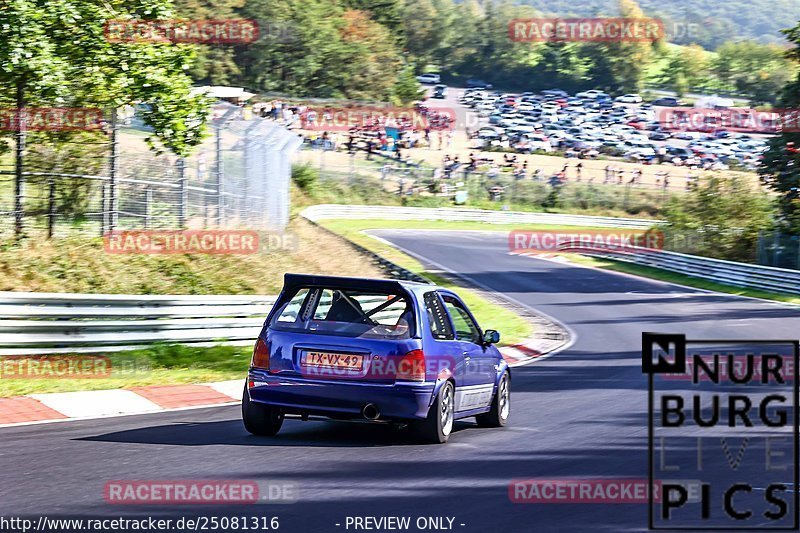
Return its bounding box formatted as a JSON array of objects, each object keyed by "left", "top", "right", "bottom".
[
  {"left": 242, "top": 385, "right": 284, "bottom": 436},
  {"left": 413, "top": 381, "right": 455, "bottom": 444},
  {"left": 476, "top": 371, "right": 510, "bottom": 428}
]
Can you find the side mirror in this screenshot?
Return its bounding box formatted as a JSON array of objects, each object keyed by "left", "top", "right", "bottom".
[{"left": 482, "top": 329, "right": 500, "bottom": 345}]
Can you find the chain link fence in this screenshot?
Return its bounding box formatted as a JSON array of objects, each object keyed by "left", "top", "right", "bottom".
[{"left": 0, "top": 102, "right": 302, "bottom": 239}]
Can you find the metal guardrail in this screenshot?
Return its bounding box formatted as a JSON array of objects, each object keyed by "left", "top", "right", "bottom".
[
  {"left": 302, "top": 204, "right": 659, "bottom": 229},
  {"left": 0, "top": 293, "right": 276, "bottom": 355},
  {"left": 558, "top": 243, "right": 800, "bottom": 296}
]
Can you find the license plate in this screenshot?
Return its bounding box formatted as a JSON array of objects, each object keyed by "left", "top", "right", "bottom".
[{"left": 302, "top": 351, "right": 364, "bottom": 370}]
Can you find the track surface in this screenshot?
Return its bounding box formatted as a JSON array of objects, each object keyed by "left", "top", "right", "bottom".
[{"left": 2, "top": 230, "right": 799, "bottom": 532}]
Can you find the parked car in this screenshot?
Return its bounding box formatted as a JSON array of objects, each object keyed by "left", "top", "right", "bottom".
[
  {"left": 651, "top": 97, "right": 685, "bottom": 107},
  {"left": 648, "top": 130, "right": 671, "bottom": 141},
  {"left": 416, "top": 73, "right": 441, "bottom": 84},
  {"left": 243, "top": 274, "right": 510, "bottom": 444},
  {"left": 576, "top": 89, "right": 610, "bottom": 100},
  {"left": 615, "top": 94, "right": 643, "bottom": 104},
  {"left": 432, "top": 84, "right": 447, "bottom": 99},
  {"left": 666, "top": 146, "right": 694, "bottom": 160},
  {"left": 540, "top": 89, "right": 568, "bottom": 98},
  {"left": 466, "top": 78, "right": 493, "bottom": 89}
]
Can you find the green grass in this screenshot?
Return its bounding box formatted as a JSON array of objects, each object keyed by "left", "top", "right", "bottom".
[
  {"left": 0, "top": 344, "right": 251, "bottom": 397},
  {"left": 563, "top": 253, "right": 800, "bottom": 305}
]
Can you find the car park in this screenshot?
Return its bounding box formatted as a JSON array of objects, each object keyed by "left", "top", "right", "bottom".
[
  {"left": 243, "top": 274, "right": 510, "bottom": 444},
  {"left": 458, "top": 85, "right": 772, "bottom": 164}
]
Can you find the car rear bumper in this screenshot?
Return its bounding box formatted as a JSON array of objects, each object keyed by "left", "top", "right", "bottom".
[{"left": 246, "top": 370, "right": 436, "bottom": 421}]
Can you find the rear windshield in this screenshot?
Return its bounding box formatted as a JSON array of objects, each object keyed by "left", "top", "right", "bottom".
[{"left": 270, "top": 287, "right": 415, "bottom": 339}]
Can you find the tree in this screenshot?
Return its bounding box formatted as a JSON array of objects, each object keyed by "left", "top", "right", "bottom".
[
  {"left": 173, "top": 0, "right": 245, "bottom": 85},
  {"left": 713, "top": 41, "right": 798, "bottom": 104},
  {"left": 661, "top": 45, "right": 711, "bottom": 96},
  {"left": 759, "top": 22, "right": 800, "bottom": 235},
  {"left": 661, "top": 175, "right": 775, "bottom": 261},
  {"left": 0, "top": 0, "right": 211, "bottom": 236},
  {"left": 393, "top": 65, "right": 423, "bottom": 104},
  {"left": 585, "top": 0, "right": 656, "bottom": 94}
]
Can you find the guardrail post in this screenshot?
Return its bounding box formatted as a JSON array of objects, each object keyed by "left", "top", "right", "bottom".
[
  {"left": 47, "top": 175, "right": 56, "bottom": 239},
  {"left": 178, "top": 157, "right": 187, "bottom": 228}
]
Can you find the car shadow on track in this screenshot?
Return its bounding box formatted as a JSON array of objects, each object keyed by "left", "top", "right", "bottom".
[{"left": 77, "top": 418, "right": 481, "bottom": 448}]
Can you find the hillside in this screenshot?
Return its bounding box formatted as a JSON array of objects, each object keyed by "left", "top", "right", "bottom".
[{"left": 516, "top": 0, "right": 800, "bottom": 49}]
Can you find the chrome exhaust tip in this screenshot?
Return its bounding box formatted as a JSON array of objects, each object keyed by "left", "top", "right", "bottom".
[{"left": 362, "top": 403, "right": 380, "bottom": 420}]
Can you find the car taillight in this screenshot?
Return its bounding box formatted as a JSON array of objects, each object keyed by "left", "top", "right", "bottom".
[
  {"left": 251, "top": 338, "right": 270, "bottom": 370},
  {"left": 397, "top": 349, "right": 426, "bottom": 382}
]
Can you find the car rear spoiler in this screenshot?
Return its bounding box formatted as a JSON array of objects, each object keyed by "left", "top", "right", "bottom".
[{"left": 282, "top": 273, "right": 418, "bottom": 294}]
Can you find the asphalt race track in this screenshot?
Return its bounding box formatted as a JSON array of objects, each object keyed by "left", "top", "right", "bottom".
[{"left": 2, "top": 230, "right": 799, "bottom": 532}]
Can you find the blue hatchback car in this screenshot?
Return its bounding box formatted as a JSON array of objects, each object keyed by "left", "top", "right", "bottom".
[{"left": 243, "top": 274, "right": 510, "bottom": 443}]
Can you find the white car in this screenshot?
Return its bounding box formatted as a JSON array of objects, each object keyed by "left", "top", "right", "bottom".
[
  {"left": 518, "top": 133, "right": 553, "bottom": 152},
  {"left": 616, "top": 94, "right": 643, "bottom": 104},
  {"left": 416, "top": 73, "right": 441, "bottom": 84}
]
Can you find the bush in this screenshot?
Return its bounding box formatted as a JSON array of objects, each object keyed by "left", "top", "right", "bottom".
[
  {"left": 660, "top": 174, "right": 776, "bottom": 262},
  {"left": 292, "top": 163, "right": 318, "bottom": 190}
]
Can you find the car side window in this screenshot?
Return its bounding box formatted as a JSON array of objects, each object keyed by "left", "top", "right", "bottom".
[
  {"left": 423, "top": 291, "right": 454, "bottom": 340},
  {"left": 442, "top": 295, "right": 481, "bottom": 344}
]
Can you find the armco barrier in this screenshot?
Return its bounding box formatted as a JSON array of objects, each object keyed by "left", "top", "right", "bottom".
[
  {"left": 301, "top": 205, "right": 659, "bottom": 229},
  {"left": 558, "top": 243, "right": 800, "bottom": 295},
  {"left": 0, "top": 293, "right": 276, "bottom": 355}
]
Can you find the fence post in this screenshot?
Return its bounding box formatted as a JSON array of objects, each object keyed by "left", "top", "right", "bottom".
[
  {"left": 100, "top": 182, "right": 107, "bottom": 236},
  {"left": 178, "top": 158, "right": 187, "bottom": 228},
  {"left": 215, "top": 123, "right": 224, "bottom": 227},
  {"left": 773, "top": 231, "right": 780, "bottom": 267},
  {"left": 348, "top": 152, "right": 355, "bottom": 185},
  {"left": 13, "top": 82, "right": 26, "bottom": 239},
  {"left": 109, "top": 108, "right": 119, "bottom": 230},
  {"left": 47, "top": 175, "right": 56, "bottom": 239},
  {"left": 144, "top": 187, "right": 153, "bottom": 229}
]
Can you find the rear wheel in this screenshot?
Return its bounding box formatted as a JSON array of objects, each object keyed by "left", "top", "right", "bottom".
[
  {"left": 476, "top": 371, "right": 510, "bottom": 428},
  {"left": 414, "top": 381, "right": 455, "bottom": 444},
  {"left": 242, "top": 385, "right": 284, "bottom": 436}
]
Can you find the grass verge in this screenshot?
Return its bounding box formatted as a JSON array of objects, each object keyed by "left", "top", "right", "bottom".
[{"left": 0, "top": 344, "right": 252, "bottom": 398}]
